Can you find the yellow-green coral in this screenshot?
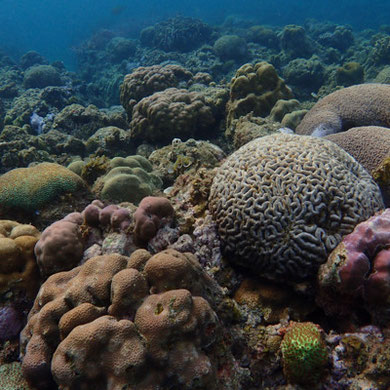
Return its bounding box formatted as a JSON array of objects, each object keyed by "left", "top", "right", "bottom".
[
  {"left": 281, "top": 322, "right": 328, "bottom": 385},
  {"left": 0, "top": 362, "right": 31, "bottom": 390},
  {"left": 0, "top": 163, "right": 86, "bottom": 211}
]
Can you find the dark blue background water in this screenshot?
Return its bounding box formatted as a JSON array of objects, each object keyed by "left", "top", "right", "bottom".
[{"left": 0, "top": 0, "right": 389, "bottom": 69}]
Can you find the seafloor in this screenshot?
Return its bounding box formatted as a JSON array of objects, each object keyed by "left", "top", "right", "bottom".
[{"left": 1, "top": 15, "right": 390, "bottom": 390}]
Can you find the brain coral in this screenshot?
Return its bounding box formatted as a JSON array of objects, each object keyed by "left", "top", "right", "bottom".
[
  {"left": 208, "top": 133, "right": 384, "bottom": 282},
  {"left": 0, "top": 163, "right": 86, "bottom": 211},
  {"left": 120, "top": 64, "right": 193, "bottom": 120},
  {"left": 226, "top": 61, "right": 292, "bottom": 140},
  {"left": 295, "top": 84, "right": 390, "bottom": 136},
  {"left": 129, "top": 87, "right": 216, "bottom": 144},
  {"left": 20, "top": 249, "right": 232, "bottom": 390}
]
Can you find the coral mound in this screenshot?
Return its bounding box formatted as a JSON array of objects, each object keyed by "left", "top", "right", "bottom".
[
  {"left": 281, "top": 322, "right": 328, "bottom": 385},
  {"left": 209, "top": 133, "right": 384, "bottom": 282},
  {"left": 317, "top": 208, "right": 390, "bottom": 325},
  {"left": 20, "top": 249, "right": 230, "bottom": 390},
  {"left": 0, "top": 163, "right": 86, "bottom": 211},
  {"left": 296, "top": 83, "right": 390, "bottom": 136}
]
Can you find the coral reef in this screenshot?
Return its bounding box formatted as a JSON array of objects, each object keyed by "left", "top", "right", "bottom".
[
  {"left": 34, "top": 200, "right": 134, "bottom": 278},
  {"left": 134, "top": 196, "right": 175, "bottom": 246},
  {"left": 296, "top": 84, "right": 390, "bottom": 136},
  {"left": 148, "top": 137, "right": 225, "bottom": 186},
  {"left": 213, "top": 35, "right": 248, "bottom": 61},
  {"left": 120, "top": 64, "right": 193, "bottom": 119},
  {"left": 0, "top": 220, "right": 40, "bottom": 298},
  {"left": 226, "top": 61, "right": 292, "bottom": 140},
  {"left": 0, "top": 362, "right": 31, "bottom": 390},
  {"left": 0, "top": 163, "right": 86, "bottom": 212},
  {"left": 209, "top": 133, "right": 384, "bottom": 282},
  {"left": 130, "top": 87, "right": 217, "bottom": 144},
  {"left": 317, "top": 208, "right": 390, "bottom": 325},
  {"left": 95, "top": 155, "right": 162, "bottom": 203},
  {"left": 281, "top": 322, "right": 328, "bottom": 385},
  {"left": 23, "top": 65, "right": 62, "bottom": 89},
  {"left": 20, "top": 249, "right": 237, "bottom": 390},
  {"left": 140, "top": 16, "right": 213, "bottom": 52}
]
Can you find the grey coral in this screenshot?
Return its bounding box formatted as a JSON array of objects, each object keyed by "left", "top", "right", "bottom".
[{"left": 208, "top": 133, "right": 384, "bottom": 282}]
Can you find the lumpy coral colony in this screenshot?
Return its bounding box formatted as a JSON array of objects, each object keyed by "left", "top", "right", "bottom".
[{"left": 3, "top": 14, "right": 390, "bottom": 390}]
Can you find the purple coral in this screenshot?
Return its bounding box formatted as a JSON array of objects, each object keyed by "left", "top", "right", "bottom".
[{"left": 0, "top": 306, "right": 23, "bottom": 341}]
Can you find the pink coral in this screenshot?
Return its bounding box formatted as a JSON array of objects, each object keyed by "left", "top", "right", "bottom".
[
  {"left": 134, "top": 196, "right": 175, "bottom": 246},
  {"left": 317, "top": 208, "right": 390, "bottom": 324}
]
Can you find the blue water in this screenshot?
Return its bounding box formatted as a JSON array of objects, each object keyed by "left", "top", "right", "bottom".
[{"left": 0, "top": 0, "right": 389, "bottom": 69}]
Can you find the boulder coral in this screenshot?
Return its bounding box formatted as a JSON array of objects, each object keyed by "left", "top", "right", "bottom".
[
  {"left": 226, "top": 61, "right": 293, "bottom": 140},
  {"left": 130, "top": 87, "right": 217, "bottom": 144},
  {"left": 20, "top": 249, "right": 231, "bottom": 390},
  {"left": 95, "top": 155, "right": 163, "bottom": 203},
  {"left": 317, "top": 208, "right": 390, "bottom": 325},
  {"left": 0, "top": 220, "right": 40, "bottom": 298},
  {"left": 0, "top": 163, "right": 87, "bottom": 212},
  {"left": 120, "top": 64, "right": 193, "bottom": 120},
  {"left": 34, "top": 200, "right": 133, "bottom": 278},
  {"left": 208, "top": 133, "right": 384, "bottom": 282},
  {"left": 295, "top": 84, "right": 390, "bottom": 136},
  {"left": 134, "top": 196, "right": 175, "bottom": 246}
]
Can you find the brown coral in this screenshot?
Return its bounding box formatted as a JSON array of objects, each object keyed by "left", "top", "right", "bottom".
[
  {"left": 0, "top": 220, "right": 40, "bottom": 298},
  {"left": 120, "top": 64, "right": 193, "bottom": 120},
  {"left": 225, "top": 61, "right": 293, "bottom": 140},
  {"left": 130, "top": 87, "right": 216, "bottom": 144},
  {"left": 296, "top": 84, "right": 390, "bottom": 136},
  {"left": 20, "top": 249, "right": 228, "bottom": 390}
]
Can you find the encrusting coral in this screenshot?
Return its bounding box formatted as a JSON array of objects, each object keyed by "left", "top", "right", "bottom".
[{"left": 209, "top": 133, "right": 384, "bottom": 282}]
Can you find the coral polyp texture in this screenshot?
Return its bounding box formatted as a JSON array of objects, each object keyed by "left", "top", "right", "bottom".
[
  {"left": 20, "top": 249, "right": 234, "bottom": 390},
  {"left": 225, "top": 61, "right": 293, "bottom": 140},
  {"left": 0, "top": 162, "right": 86, "bottom": 212},
  {"left": 129, "top": 87, "right": 216, "bottom": 144},
  {"left": 317, "top": 208, "right": 390, "bottom": 325},
  {"left": 0, "top": 220, "right": 40, "bottom": 298},
  {"left": 120, "top": 64, "right": 193, "bottom": 119},
  {"left": 295, "top": 83, "right": 390, "bottom": 136},
  {"left": 208, "top": 133, "right": 384, "bottom": 282},
  {"left": 281, "top": 322, "right": 328, "bottom": 385}
]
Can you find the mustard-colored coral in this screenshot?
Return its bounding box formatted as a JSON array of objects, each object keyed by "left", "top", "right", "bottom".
[{"left": 0, "top": 163, "right": 86, "bottom": 211}]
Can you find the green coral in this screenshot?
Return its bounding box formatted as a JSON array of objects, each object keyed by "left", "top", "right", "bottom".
[
  {"left": 281, "top": 322, "right": 328, "bottom": 385},
  {"left": 0, "top": 362, "right": 32, "bottom": 390},
  {"left": 97, "top": 155, "right": 162, "bottom": 204},
  {"left": 0, "top": 162, "right": 86, "bottom": 211}
]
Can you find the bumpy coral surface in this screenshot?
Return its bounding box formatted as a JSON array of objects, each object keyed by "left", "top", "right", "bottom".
[
  {"left": 281, "top": 322, "right": 328, "bottom": 385},
  {"left": 95, "top": 155, "right": 163, "bottom": 203},
  {"left": 296, "top": 84, "right": 390, "bottom": 136},
  {"left": 120, "top": 64, "right": 193, "bottom": 119},
  {"left": 0, "top": 362, "right": 31, "bottom": 390},
  {"left": 317, "top": 208, "right": 390, "bottom": 325},
  {"left": 209, "top": 133, "right": 384, "bottom": 282},
  {"left": 226, "top": 61, "right": 292, "bottom": 139},
  {"left": 0, "top": 163, "right": 86, "bottom": 212},
  {"left": 20, "top": 249, "right": 232, "bottom": 390},
  {"left": 130, "top": 87, "right": 216, "bottom": 144},
  {"left": 34, "top": 200, "right": 133, "bottom": 278},
  {"left": 0, "top": 220, "right": 40, "bottom": 298}
]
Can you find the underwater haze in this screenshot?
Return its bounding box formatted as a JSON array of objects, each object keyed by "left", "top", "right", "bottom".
[{"left": 1, "top": 0, "right": 390, "bottom": 68}]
